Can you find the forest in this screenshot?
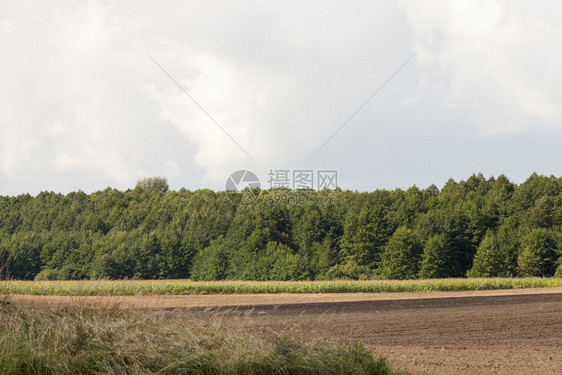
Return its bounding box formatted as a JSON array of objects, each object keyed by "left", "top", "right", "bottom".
[{"left": 1, "top": 173, "right": 561, "bottom": 281}]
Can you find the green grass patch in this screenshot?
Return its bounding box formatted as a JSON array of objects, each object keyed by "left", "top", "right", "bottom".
[
  {"left": 0, "top": 277, "right": 560, "bottom": 296},
  {"left": 0, "top": 299, "right": 401, "bottom": 375}
]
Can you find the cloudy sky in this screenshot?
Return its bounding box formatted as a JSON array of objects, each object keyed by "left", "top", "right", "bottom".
[{"left": 1, "top": 1, "right": 562, "bottom": 195}]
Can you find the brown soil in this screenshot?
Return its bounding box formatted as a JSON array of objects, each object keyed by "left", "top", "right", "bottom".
[
  {"left": 6, "top": 286, "right": 562, "bottom": 308},
  {"left": 6, "top": 288, "right": 562, "bottom": 375},
  {"left": 205, "top": 292, "right": 562, "bottom": 375}
]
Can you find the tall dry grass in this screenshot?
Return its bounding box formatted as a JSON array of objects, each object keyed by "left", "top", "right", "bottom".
[{"left": 0, "top": 298, "right": 400, "bottom": 375}]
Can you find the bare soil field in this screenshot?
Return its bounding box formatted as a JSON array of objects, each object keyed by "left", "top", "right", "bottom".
[
  {"left": 208, "top": 292, "right": 562, "bottom": 375},
  {"left": 7, "top": 287, "right": 562, "bottom": 375}
]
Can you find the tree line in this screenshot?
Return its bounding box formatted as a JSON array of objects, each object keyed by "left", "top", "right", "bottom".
[{"left": 1, "top": 173, "right": 561, "bottom": 280}]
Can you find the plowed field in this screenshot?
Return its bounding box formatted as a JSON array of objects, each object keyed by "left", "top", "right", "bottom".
[{"left": 7, "top": 287, "right": 562, "bottom": 374}]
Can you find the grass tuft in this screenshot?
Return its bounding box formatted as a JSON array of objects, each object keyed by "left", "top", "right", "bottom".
[{"left": 0, "top": 299, "right": 401, "bottom": 375}]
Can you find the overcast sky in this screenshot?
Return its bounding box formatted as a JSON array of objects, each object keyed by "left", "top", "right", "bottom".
[{"left": 1, "top": 1, "right": 562, "bottom": 195}]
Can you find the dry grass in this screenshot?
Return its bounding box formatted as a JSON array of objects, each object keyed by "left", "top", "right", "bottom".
[
  {"left": 0, "top": 277, "right": 561, "bottom": 296},
  {"left": 0, "top": 297, "right": 401, "bottom": 375}
]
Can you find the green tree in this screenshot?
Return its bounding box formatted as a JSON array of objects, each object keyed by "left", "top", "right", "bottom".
[
  {"left": 253, "top": 241, "right": 300, "bottom": 280},
  {"left": 468, "top": 221, "right": 520, "bottom": 277},
  {"left": 517, "top": 229, "right": 559, "bottom": 276},
  {"left": 91, "top": 253, "right": 122, "bottom": 279},
  {"left": 379, "top": 227, "right": 422, "bottom": 279},
  {"left": 135, "top": 176, "right": 169, "bottom": 193},
  {"left": 2, "top": 172, "right": 562, "bottom": 281},
  {"left": 324, "top": 256, "right": 372, "bottom": 280},
  {"left": 467, "top": 232, "right": 503, "bottom": 277},
  {"left": 419, "top": 234, "right": 450, "bottom": 278},
  {"left": 190, "top": 238, "right": 228, "bottom": 281},
  {"left": 313, "top": 236, "right": 339, "bottom": 279},
  {"left": 525, "top": 196, "right": 554, "bottom": 229},
  {"left": 340, "top": 207, "right": 392, "bottom": 269}
]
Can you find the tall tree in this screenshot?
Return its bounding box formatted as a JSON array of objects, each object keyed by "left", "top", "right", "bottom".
[
  {"left": 517, "top": 229, "right": 559, "bottom": 277},
  {"left": 419, "top": 234, "right": 450, "bottom": 279},
  {"left": 379, "top": 227, "right": 422, "bottom": 279}
]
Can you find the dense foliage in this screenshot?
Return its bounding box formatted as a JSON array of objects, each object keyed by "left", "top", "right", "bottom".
[
  {"left": 1, "top": 173, "right": 562, "bottom": 280},
  {"left": 135, "top": 176, "right": 169, "bottom": 193}
]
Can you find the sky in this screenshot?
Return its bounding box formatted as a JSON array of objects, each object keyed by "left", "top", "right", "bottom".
[{"left": 1, "top": 0, "right": 562, "bottom": 195}]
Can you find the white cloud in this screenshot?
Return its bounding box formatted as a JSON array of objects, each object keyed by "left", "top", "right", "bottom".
[
  {"left": 0, "top": 1, "right": 185, "bottom": 193},
  {"left": 142, "top": 46, "right": 281, "bottom": 185},
  {"left": 401, "top": 0, "right": 562, "bottom": 134},
  {"left": 2, "top": 0, "right": 561, "bottom": 195}
]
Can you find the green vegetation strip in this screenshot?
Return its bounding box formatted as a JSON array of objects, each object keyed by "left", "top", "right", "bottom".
[
  {"left": 1, "top": 278, "right": 561, "bottom": 296},
  {"left": 0, "top": 300, "right": 401, "bottom": 375}
]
